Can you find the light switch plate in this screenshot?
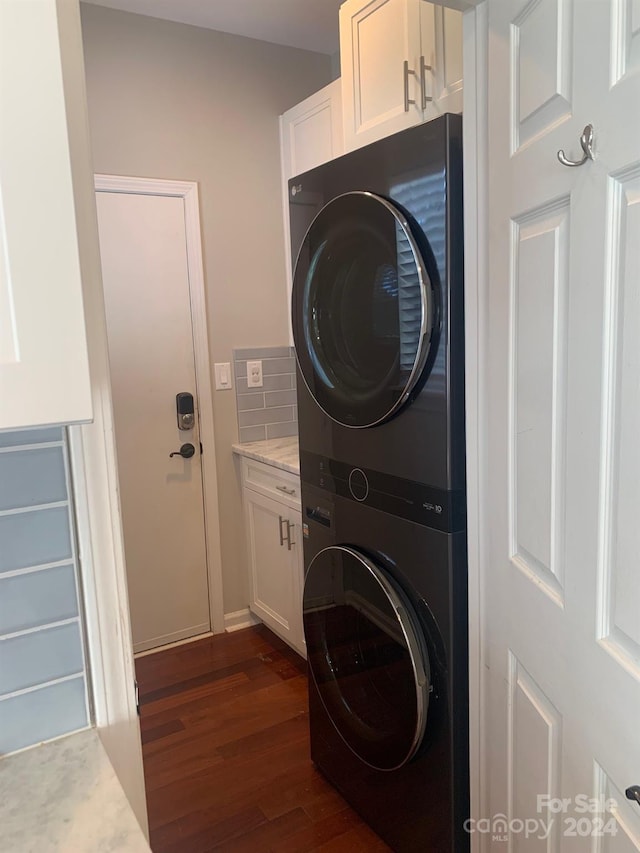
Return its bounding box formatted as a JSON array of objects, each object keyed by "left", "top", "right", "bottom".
[
  {"left": 214, "top": 362, "right": 232, "bottom": 390},
  {"left": 246, "top": 360, "right": 263, "bottom": 388}
]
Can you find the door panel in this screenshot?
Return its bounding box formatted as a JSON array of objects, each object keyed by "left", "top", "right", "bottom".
[
  {"left": 511, "top": 200, "right": 569, "bottom": 604},
  {"left": 511, "top": 0, "right": 573, "bottom": 152},
  {"left": 96, "top": 191, "right": 210, "bottom": 652},
  {"left": 485, "top": 0, "right": 640, "bottom": 847},
  {"left": 599, "top": 169, "right": 640, "bottom": 675}
]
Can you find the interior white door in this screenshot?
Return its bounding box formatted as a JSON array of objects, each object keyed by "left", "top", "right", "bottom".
[
  {"left": 483, "top": 1, "right": 640, "bottom": 848},
  {"left": 96, "top": 190, "right": 210, "bottom": 653}
]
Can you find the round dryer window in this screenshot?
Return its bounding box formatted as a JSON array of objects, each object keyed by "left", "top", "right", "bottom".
[
  {"left": 291, "top": 192, "right": 436, "bottom": 428},
  {"left": 303, "top": 545, "right": 431, "bottom": 771}
]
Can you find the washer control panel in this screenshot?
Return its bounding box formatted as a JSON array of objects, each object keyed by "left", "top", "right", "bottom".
[{"left": 300, "top": 451, "right": 465, "bottom": 533}]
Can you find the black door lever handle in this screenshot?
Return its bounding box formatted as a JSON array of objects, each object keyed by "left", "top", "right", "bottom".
[
  {"left": 625, "top": 786, "right": 640, "bottom": 806},
  {"left": 169, "top": 443, "right": 196, "bottom": 459}
]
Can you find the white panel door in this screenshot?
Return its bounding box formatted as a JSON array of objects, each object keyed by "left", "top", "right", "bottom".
[
  {"left": 96, "top": 191, "right": 210, "bottom": 653},
  {"left": 340, "top": 0, "right": 423, "bottom": 150},
  {"left": 483, "top": 0, "right": 640, "bottom": 849},
  {"left": 0, "top": 0, "right": 92, "bottom": 430}
]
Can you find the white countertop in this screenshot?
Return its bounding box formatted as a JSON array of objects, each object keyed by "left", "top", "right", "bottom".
[
  {"left": 0, "top": 729, "right": 150, "bottom": 853},
  {"left": 232, "top": 435, "right": 300, "bottom": 475}
]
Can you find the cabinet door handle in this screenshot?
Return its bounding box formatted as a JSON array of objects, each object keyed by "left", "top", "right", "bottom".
[
  {"left": 285, "top": 520, "right": 295, "bottom": 550},
  {"left": 276, "top": 485, "right": 296, "bottom": 496},
  {"left": 278, "top": 515, "right": 285, "bottom": 546},
  {"left": 420, "top": 56, "right": 433, "bottom": 109},
  {"left": 403, "top": 60, "right": 418, "bottom": 112}
]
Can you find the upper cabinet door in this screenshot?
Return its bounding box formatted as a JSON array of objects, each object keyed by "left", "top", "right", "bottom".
[
  {"left": 340, "top": 0, "right": 423, "bottom": 151},
  {"left": 428, "top": 4, "right": 463, "bottom": 116},
  {"left": 280, "top": 79, "right": 344, "bottom": 180},
  {"left": 0, "top": 0, "right": 93, "bottom": 431},
  {"left": 340, "top": 0, "right": 463, "bottom": 153}
]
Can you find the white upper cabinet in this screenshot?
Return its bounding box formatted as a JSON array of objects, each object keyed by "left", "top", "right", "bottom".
[
  {"left": 431, "top": 4, "right": 463, "bottom": 114},
  {"left": 280, "top": 80, "right": 343, "bottom": 344},
  {"left": 0, "top": 0, "right": 93, "bottom": 431},
  {"left": 340, "top": 0, "right": 463, "bottom": 152},
  {"left": 280, "top": 79, "right": 343, "bottom": 180}
]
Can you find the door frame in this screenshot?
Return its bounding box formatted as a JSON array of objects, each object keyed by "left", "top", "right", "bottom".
[
  {"left": 93, "top": 174, "right": 225, "bottom": 639},
  {"left": 70, "top": 4, "right": 486, "bottom": 836},
  {"left": 462, "top": 5, "right": 488, "bottom": 850}
]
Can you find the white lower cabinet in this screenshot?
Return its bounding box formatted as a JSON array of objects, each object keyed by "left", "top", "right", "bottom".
[{"left": 242, "top": 460, "right": 305, "bottom": 657}]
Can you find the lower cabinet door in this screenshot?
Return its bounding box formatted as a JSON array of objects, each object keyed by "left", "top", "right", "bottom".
[{"left": 244, "top": 488, "right": 301, "bottom": 653}]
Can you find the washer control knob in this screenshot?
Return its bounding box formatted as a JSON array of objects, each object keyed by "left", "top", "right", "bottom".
[{"left": 348, "top": 468, "right": 369, "bottom": 502}]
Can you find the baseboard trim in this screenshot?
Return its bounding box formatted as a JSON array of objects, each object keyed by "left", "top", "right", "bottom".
[
  {"left": 224, "top": 608, "right": 261, "bottom": 633},
  {"left": 133, "top": 625, "right": 211, "bottom": 656}
]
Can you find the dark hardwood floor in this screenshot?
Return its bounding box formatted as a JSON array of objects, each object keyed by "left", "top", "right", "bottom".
[{"left": 135, "top": 624, "right": 391, "bottom": 852}]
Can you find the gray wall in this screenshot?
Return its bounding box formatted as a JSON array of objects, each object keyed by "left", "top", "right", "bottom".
[
  {"left": 80, "top": 5, "right": 330, "bottom": 614},
  {"left": 0, "top": 428, "right": 89, "bottom": 755}
]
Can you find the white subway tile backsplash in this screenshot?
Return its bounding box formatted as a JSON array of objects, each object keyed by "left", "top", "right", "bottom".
[
  {"left": 239, "top": 426, "right": 267, "bottom": 443},
  {"left": 237, "top": 393, "right": 265, "bottom": 412},
  {"left": 262, "top": 357, "right": 295, "bottom": 376},
  {"left": 0, "top": 446, "right": 67, "bottom": 511},
  {"left": 238, "top": 406, "right": 295, "bottom": 428},
  {"left": 233, "top": 346, "right": 298, "bottom": 443},
  {"left": 0, "top": 564, "right": 78, "bottom": 636},
  {"left": 0, "top": 676, "right": 88, "bottom": 754},
  {"left": 235, "top": 374, "right": 292, "bottom": 395},
  {"left": 265, "top": 390, "right": 297, "bottom": 408},
  {"left": 266, "top": 422, "right": 299, "bottom": 440}
]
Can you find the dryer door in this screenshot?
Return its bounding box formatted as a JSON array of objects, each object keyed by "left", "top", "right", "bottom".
[
  {"left": 292, "top": 192, "right": 436, "bottom": 428},
  {"left": 303, "top": 545, "right": 431, "bottom": 771}
]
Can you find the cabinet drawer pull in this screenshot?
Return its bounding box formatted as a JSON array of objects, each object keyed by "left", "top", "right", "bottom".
[
  {"left": 276, "top": 485, "right": 296, "bottom": 496},
  {"left": 278, "top": 515, "right": 286, "bottom": 546},
  {"left": 403, "top": 60, "right": 418, "bottom": 112},
  {"left": 420, "top": 55, "right": 433, "bottom": 109}
]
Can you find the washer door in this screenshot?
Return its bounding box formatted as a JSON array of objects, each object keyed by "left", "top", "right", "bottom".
[
  {"left": 292, "top": 192, "right": 436, "bottom": 428},
  {"left": 303, "top": 545, "right": 430, "bottom": 771}
]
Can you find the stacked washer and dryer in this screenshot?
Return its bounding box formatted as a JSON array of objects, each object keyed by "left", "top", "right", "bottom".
[{"left": 289, "top": 114, "right": 468, "bottom": 852}]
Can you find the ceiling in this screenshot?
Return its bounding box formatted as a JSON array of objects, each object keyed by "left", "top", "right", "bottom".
[{"left": 81, "top": 0, "right": 343, "bottom": 55}]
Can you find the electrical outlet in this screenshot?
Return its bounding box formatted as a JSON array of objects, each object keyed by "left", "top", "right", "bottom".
[{"left": 246, "top": 360, "right": 263, "bottom": 388}]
